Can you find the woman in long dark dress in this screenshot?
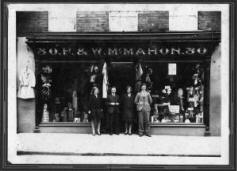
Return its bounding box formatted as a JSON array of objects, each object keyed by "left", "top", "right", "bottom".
[
  {"left": 122, "top": 86, "right": 134, "bottom": 135},
  {"left": 88, "top": 87, "right": 103, "bottom": 135}
]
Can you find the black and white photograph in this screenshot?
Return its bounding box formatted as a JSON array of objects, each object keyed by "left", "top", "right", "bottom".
[{"left": 1, "top": 1, "right": 235, "bottom": 169}]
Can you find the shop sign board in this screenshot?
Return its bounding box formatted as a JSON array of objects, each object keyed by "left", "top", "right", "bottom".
[{"left": 35, "top": 46, "right": 209, "bottom": 57}]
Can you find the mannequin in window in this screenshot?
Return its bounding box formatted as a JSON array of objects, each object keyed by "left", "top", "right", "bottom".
[
  {"left": 135, "top": 62, "right": 143, "bottom": 93},
  {"left": 186, "top": 86, "right": 196, "bottom": 122},
  {"left": 159, "top": 86, "right": 172, "bottom": 123},
  {"left": 171, "top": 88, "right": 185, "bottom": 122},
  {"left": 40, "top": 65, "right": 53, "bottom": 122},
  {"left": 17, "top": 60, "right": 36, "bottom": 99},
  {"left": 89, "top": 65, "right": 101, "bottom": 89},
  {"left": 144, "top": 67, "right": 153, "bottom": 92}
]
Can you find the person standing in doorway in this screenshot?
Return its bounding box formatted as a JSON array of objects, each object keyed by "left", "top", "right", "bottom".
[
  {"left": 121, "top": 86, "right": 134, "bottom": 135},
  {"left": 106, "top": 86, "right": 120, "bottom": 135},
  {"left": 134, "top": 83, "right": 153, "bottom": 137},
  {"left": 88, "top": 87, "right": 104, "bottom": 136}
]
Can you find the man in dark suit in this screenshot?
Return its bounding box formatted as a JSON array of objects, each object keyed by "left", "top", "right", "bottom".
[{"left": 106, "top": 86, "right": 120, "bottom": 135}]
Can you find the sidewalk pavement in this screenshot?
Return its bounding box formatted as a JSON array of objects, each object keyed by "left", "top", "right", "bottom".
[{"left": 17, "top": 133, "right": 221, "bottom": 156}]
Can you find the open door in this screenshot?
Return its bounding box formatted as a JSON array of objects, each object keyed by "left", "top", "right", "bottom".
[{"left": 109, "top": 62, "right": 135, "bottom": 95}]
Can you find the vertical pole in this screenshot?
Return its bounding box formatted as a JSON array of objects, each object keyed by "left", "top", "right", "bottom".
[
  {"left": 34, "top": 59, "right": 41, "bottom": 132},
  {"left": 204, "top": 60, "right": 211, "bottom": 136}
]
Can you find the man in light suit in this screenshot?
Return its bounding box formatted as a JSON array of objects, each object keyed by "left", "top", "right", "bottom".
[{"left": 134, "top": 83, "right": 153, "bottom": 137}]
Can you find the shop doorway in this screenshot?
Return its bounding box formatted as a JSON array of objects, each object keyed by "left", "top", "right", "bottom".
[
  {"left": 108, "top": 62, "right": 137, "bottom": 133},
  {"left": 109, "top": 62, "right": 135, "bottom": 95}
]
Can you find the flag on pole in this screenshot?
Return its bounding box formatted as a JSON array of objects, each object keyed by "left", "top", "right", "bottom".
[{"left": 102, "top": 62, "right": 108, "bottom": 98}]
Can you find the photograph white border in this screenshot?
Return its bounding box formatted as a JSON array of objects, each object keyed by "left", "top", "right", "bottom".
[{"left": 7, "top": 3, "right": 229, "bottom": 165}]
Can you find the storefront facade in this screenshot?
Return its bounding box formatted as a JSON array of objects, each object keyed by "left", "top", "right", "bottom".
[
  {"left": 20, "top": 31, "right": 219, "bottom": 135},
  {"left": 16, "top": 7, "right": 222, "bottom": 136}
]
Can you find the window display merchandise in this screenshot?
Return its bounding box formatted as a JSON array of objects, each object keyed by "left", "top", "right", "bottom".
[
  {"left": 17, "top": 60, "right": 36, "bottom": 99},
  {"left": 36, "top": 62, "right": 205, "bottom": 126}
]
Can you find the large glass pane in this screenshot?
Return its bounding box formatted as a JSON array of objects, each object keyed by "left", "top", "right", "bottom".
[{"left": 147, "top": 62, "right": 205, "bottom": 124}]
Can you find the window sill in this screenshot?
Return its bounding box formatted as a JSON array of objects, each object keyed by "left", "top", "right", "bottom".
[
  {"left": 151, "top": 123, "right": 206, "bottom": 128},
  {"left": 39, "top": 122, "right": 205, "bottom": 128},
  {"left": 39, "top": 122, "right": 90, "bottom": 127}
]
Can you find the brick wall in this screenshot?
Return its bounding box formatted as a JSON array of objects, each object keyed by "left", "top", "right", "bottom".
[
  {"left": 138, "top": 11, "right": 169, "bottom": 32},
  {"left": 16, "top": 10, "right": 222, "bottom": 33},
  {"left": 16, "top": 11, "right": 48, "bottom": 36},
  {"left": 198, "top": 11, "right": 221, "bottom": 31},
  {"left": 76, "top": 11, "right": 109, "bottom": 32}
]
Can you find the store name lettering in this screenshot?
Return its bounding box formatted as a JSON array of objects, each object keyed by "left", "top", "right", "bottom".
[{"left": 36, "top": 47, "right": 208, "bottom": 57}]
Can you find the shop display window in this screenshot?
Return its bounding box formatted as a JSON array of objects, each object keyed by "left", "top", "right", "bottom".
[
  {"left": 148, "top": 62, "right": 205, "bottom": 124},
  {"left": 36, "top": 63, "right": 102, "bottom": 124},
  {"left": 36, "top": 62, "right": 205, "bottom": 125}
]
